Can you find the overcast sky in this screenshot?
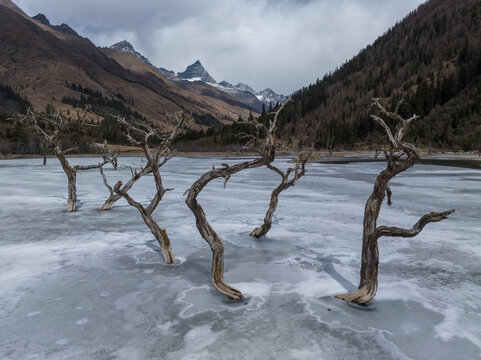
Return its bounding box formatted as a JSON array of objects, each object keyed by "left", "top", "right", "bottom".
[{"left": 16, "top": 0, "right": 425, "bottom": 94}]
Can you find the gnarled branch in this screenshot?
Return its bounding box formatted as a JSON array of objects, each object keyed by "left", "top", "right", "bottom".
[{"left": 375, "top": 209, "right": 455, "bottom": 239}]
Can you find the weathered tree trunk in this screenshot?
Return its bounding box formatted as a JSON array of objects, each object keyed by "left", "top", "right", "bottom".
[
  {"left": 66, "top": 172, "right": 77, "bottom": 212},
  {"left": 250, "top": 180, "right": 284, "bottom": 237},
  {"left": 185, "top": 159, "right": 268, "bottom": 299},
  {"left": 336, "top": 169, "right": 392, "bottom": 303},
  {"left": 142, "top": 211, "right": 175, "bottom": 264},
  {"left": 100, "top": 195, "right": 117, "bottom": 211},
  {"left": 186, "top": 192, "right": 242, "bottom": 300},
  {"left": 250, "top": 155, "right": 308, "bottom": 238},
  {"left": 336, "top": 98, "right": 454, "bottom": 304},
  {"left": 55, "top": 146, "right": 78, "bottom": 212},
  {"left": 40, "top": 142, "right": 49, "bottom": 165}
]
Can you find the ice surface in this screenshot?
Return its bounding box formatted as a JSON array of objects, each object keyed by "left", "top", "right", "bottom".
[{"left": 0, "top": 156, "right": 480, "bottom": 359}]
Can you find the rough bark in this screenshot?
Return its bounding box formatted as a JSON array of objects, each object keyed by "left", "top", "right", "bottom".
[
  {"left": 250, "top": 152, "right": 309, "bottom": 237},
  {"left": 336, "top": 98, "right": 454, "bottom": 304},
  {"left": 185, "top": 100, "right": 291, "bottom": 299}
]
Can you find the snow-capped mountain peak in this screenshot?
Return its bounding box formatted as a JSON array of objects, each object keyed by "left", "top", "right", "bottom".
[
  {"left": 177, "top": 60, "right": 216, "bottom": 84},
  {"left": 105, "top": 41, "right": 284, "bottom": 110},
  {"left": 256, "top": 88, "right": 287, "bottom": 106},
  {"left": 110, "top": 40, "right": 152, "bottom": 66},
  {"left": 234, "top": 82, "right": 256, "bottom": 94}
]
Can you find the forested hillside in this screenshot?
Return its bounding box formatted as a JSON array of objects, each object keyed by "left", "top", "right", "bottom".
[{"left": 278, "top": 0, "right": 481, "bottom": 151}]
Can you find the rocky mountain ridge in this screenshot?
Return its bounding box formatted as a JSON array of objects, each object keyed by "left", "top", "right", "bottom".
[
  {"left": 110, "top": 40, "right": 153, "bottom": 66},
  {"left": 32, "top": 13, "right": 82, "bottom": 39},
  {"left": 108, "top": 40, "right": 286, "bottom": 110}
]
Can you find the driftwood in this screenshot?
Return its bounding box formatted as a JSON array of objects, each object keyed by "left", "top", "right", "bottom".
[
  {"left": 184, "top": 100, "right": 292, "bottom": 300},
  {"left": 18, "top": 108, "right": 117, "bottom": 212},
  {"left": 250, "top": 151, "right": 310, "bottom": 237},
  {"left": 101, "top": 112, "right": 188, "bottom": 264},
  {"left": 336, "top": 98, "right": 455, "bottom": 304}
]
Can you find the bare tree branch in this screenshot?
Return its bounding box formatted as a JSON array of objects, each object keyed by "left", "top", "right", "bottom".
[
  {"left": 103, "top": 111, "right": 189, "bottom": 264},
  {"left": 375, "top": 209, "right": 455, "bottom": 239}
]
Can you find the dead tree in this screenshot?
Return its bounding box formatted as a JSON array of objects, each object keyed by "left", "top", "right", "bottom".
[
  {"left": 18, "top": 109, "right": 116, "bottom": 212},
  {"left": 40, "top": 141, "right": 50, "bottom": 165},
  {"left": 336, "top": 98, "right": 455, "bottom": 304},
  {"left": 250, "top": 151, "right": 310, "bottom": 237},
  {"left": 184, "top": 100, "right": 291, "bottom": 300},
  {"left": 101, "top": 112, "right": 188, "bottom": 264}
]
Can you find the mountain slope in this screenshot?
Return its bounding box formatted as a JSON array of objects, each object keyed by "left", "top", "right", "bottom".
[
  {"left": 106, "top": 40, "right": 282, "bottom": 112},
  {"left": 281, "top": 0, "right": 481, "bottom": 150},
  {"left": 0, "top": 2, "right": 255, "bottom": 129},
  {"left": 105, "top": 43, "right": 266, "bottom": 112},
  {"left": 100, "top": 47, "right": 257, "bottom": 122}
]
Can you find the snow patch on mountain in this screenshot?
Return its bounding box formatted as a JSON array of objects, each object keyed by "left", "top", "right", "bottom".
[
  {"left": 218, "top": 81, "right": 233, "bottom": 88},
  {"left": 214, "top": 81, "right": 286, "bottom": 107},
  {"left": 234, "top": 82, "right": 256, "bottom": 94},
  {"left": 256, "top": 88, "right": 287, "bottom": 106}
]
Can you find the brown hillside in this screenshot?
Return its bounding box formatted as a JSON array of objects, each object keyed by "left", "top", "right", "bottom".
[{"left": 0, "top": 1, "right": 256, "bottom": 129}]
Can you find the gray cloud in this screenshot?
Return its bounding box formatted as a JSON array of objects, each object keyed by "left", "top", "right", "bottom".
[{"left": 16, "top": 0, "right": 425, "bottom": 94}]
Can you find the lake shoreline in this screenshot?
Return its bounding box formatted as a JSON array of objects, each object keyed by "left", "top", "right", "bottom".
[{"left": 2, "top": 150, "right": 481, "bottom": 161}]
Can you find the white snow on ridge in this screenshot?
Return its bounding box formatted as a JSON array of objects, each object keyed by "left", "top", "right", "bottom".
[{"left": 184, "top": 77, "right": 202, "bottom": 82}]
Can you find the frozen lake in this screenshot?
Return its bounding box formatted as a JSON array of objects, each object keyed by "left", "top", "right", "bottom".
[{"left": 1, "top": 156, "right": 480, "bottom": 360}]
